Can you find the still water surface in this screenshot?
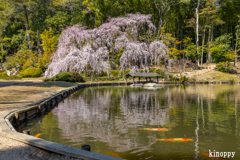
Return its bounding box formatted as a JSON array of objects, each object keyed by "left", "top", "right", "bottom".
[{"left": 18, "top": 84, "right": 240, "bottom": 159}]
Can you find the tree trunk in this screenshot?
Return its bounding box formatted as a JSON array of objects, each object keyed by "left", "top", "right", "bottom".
[
  {"left": 169, "top": 60, "right": 171, "bottom": 72},
  {"left": 211, "top": 21, "right": 213, "bottom": 42},
  {"left": 151, "top": 55, "right": 153, "bottom": 66},
  {"left": 196, "top": 0, "right": 200, "bottom": 68},
  {"left": 37, "top": 29, "right": 42, "bottom": 55},
  {"left": 155, "top": 53, "right": 157, "bottom": 67},
  {"left": 164, "top": 58, "right": 168, "bottom": 71},
  {"left": 183, "top": 46, "right": 185, "bottom": 72},
  {"left": 180, "top": 27, "right": 183, "bottom": 50},
  {"left": 231, "top": 23, "right": 234, "bottom": 49},
  {"left": 235, "top": 26, "right": 239, "bottom": 66},
  {"left": 23, "top": 5, "right": 32, "bottom": 50},
  {"left": 207, "top": 27, "right": 211, "bottom": 64},
  {"left": 201, "top": 26, "right": 206, "bottom": 65},
  {"left": 94, "top": 11, "right": 97, "bottom": 28}
]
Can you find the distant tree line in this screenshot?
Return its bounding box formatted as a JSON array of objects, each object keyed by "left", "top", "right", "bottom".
[{"left": 0, "top": 0, "right": 239, "bottom": 74}]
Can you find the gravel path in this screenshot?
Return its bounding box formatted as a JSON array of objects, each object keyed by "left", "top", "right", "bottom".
[
  {"left": 0, "top": 81, "right": 79, "bottom": 160},
  {"left": 0, "top": 134, "right": 77, "bottom": 160}
]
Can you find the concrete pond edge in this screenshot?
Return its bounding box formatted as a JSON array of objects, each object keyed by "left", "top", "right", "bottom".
[
  {"left": 1, "top": 81, "right": 239, "bottom": 160},
  {"left": 0, "top": 83, "right": 127, "bottom": 160}
]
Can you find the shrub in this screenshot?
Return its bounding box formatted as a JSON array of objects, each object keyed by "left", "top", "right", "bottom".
[
  {"left": 148, "top": 69, "right": 155, "bottom": 72},
  {"left": 52, "top": 72, "right": 75, "bottom": 82},
  {"left": 228, "top": 69, "right": 237, "bottom": 74},
  {"left": 217, "top": 61, "right": 231, "bottom": 73},
  {"left": 38, "top": 57, "right": 48, "bottom": 71},
  {"left": 44, "top": 72, "right": 85, "bottom": 82},
  {"left": 179, "top": 75, "right": 189, "bottom": 82},
  {"left": 43, "top": 78, "right": 52, "bottom": 82},
  {"left": 3, "top": 44, "right": 38, "bottom": 70},
  {"left": 82, "top": 76, "right": 90, "bottom": 82},
  {"left": 110, "top": 70, "right": 130, "bottom": 77},
  {"left": 97, "top": 71, "right": 108, "bottom": 77},
  {"left": 19, "top": 67, "right": 43, "bottom": 77},
  {"left": 110, "top": 70, "right": 120, "bottom": 77},
  {"left": 169, "top": 75, "right": 179, "bottom": 81},
  {"left": 169, "top": 75, "right": 188, "bottom": 82},
  {"left": 94, "top": 76, "right": 124, "bottom": 81},
  {"left": 69, "top": 72, "right": 84, "bottom": 82},
  {"left": 22, "top": 60, "right": 34, "bottom": 70},
  {"left": 0, "top": 71, "right": 7, "bottom": 77},
  {"left": 155, "top": 69, "right": 165, "bottom": 77},
  {"left": 123, "top": 70, "right": 130, "bottom": 75},
  {"left": 0, "top": 71, "right": 22, "bottom": 80}
]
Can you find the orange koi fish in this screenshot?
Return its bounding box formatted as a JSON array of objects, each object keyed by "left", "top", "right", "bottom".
[
  {"left": 34, "top": 133, "right": 42, "bottom": 138},
  {"left": 156, "top": 138, "right": 193, "bottom": 141},
  {"left": 139, "top": 128, "right": 169, "bottom": 131}
]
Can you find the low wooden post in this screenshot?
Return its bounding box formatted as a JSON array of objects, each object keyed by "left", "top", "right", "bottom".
[
  {"left": 150, "top": 77, "right": 152, "bottom": 81},
  {"left": 138, "top": 77, "right": 140, "bottom": 83},
  {"left": 133, "top": 77, "right": 135, "bottom": 84},
  {"left": 157, "top": 77, "right": 159, "bottom": 83},
  {"left": 81, "top": 145, "right": 91, "bottom": 151}
]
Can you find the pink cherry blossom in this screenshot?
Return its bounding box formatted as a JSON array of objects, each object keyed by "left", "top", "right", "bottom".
[{"left": 45, "top": 13, "right": 170, "bottom": 78}]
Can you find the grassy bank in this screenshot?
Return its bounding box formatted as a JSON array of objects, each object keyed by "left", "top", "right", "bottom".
[{"left": 193, "top": 70, "right": 240, "bottom": 82}]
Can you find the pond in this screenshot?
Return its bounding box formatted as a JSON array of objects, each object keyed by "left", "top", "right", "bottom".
[{"left": 17, "top": 84, "right": 240, "bottom": 159}]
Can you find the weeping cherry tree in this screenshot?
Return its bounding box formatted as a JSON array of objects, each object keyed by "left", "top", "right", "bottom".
[{"left": 45, "top": 13, "right": 170, "bottom": 78}]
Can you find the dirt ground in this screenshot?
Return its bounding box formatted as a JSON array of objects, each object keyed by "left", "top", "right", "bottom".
[
  {"left": 0, "top": 134, "right": 77, "bottom": 160},
  {"left": 0, "top": 81, "right": 79, "bottom": 160},
  {"left": 158, "top": 62, "right": 240, "bottom": 82},
  {"left": 189, "top": 70, "right": 240, "bottom": 82},
  {"left": 0, "top": 81, "right": 77, "bottom": 113}
]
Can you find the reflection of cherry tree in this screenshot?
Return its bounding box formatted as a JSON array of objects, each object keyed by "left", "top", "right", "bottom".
[
  {"left": 45, "top": 13, "right": 170, "bottom": 78},
  {"left": 119, "top": 90, "right": 168, "bottom": 126},
  {"left": 43, "top": 85, "right": 240, "bottom": 158},
  {"left": 52, "top": 87, "right": 169, "bottom": 152}
]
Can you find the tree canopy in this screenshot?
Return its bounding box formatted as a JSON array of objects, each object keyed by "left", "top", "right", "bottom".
[{"left": 0, "top": 0, "right": 240, "bottom": 75}]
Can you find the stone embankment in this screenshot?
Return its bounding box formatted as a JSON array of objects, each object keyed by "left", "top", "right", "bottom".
[{"left": 0, "top": 81, "right": 80, "bottom": 160}]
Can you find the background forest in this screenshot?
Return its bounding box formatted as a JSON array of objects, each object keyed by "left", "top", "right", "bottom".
[{"left": 0, "top": 0, "right": 240, "bottom": 80}]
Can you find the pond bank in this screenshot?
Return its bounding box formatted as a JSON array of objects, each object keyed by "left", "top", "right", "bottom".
[
  {"left": 0, "top": 81, "right": 79, "bottom": 160},
  {"left": 0, "top": 81, "right": 125, "bottom": 160}
]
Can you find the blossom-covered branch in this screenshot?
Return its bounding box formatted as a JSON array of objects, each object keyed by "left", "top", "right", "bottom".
[{"left": 45, "top": 13, "right": 170, "bottom": 78}]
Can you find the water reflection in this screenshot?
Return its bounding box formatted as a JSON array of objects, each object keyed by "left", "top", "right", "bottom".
[{"left": 19, "top": 84, "right": 240, "bottom": 159}]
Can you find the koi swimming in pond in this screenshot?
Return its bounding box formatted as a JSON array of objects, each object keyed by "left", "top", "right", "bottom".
[
  {"left": 34, "top": 133, "right": 42, "bottom": 138},
  {"left": 156, "top": 138, "right": 193, "bottom": 142},
  {"left": 139, "top": 128, "right": 169, "bottom": 131}
]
